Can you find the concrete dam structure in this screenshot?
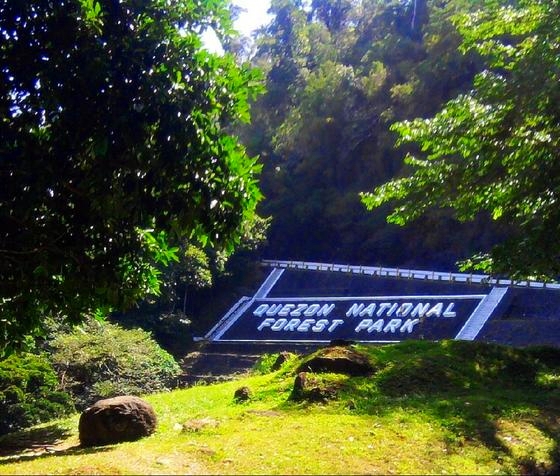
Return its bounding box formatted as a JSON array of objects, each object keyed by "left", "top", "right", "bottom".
[
  {"left": 183, "top": 260, "right": 560, "bottom": 383},
  {"left": 202, "top": 260, "right": 560, "bottom": 348}
]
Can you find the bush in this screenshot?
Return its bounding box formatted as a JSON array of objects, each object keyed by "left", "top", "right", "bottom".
[
  {"left": 50, "top": 320, "right": 181, "bottom": 409},
  {"left": 0, "top": 353, "right": 74, "bottom": 435},
  {"left": 253, "top": 353, "right": 282, "bottom": 374}
]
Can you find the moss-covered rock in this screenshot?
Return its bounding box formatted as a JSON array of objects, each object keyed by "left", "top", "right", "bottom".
[{"left": 296, "top": 346, "right": 376, "bottom": 377}]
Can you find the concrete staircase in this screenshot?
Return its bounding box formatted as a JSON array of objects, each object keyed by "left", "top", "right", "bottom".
[{"left": 179, "top": 342, "right": 320, "bottom": 386}]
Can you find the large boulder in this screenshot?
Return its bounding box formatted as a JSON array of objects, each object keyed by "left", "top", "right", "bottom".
[
  {"left": 296, "top": 346, "right": 375, "bottom": 377},
  {"left": 79, "top": 396, "right": 157, "bottom": 447}
]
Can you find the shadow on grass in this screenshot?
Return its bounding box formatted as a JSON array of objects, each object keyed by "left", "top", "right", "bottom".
[
  {"left": 377, "top": 393, "right": 560, "bottom": 474},
  {"left": 0, "top": 423, "right": 112, "bottom": 464},
  {"left": 527, "top": 410, "right": 560, "bottom": 475},
  {"left": 0, "top": 424, "right": 73, "bottom": 457},
  {"left": 270, "top": 341, "right": 560, "bottom": 474}
]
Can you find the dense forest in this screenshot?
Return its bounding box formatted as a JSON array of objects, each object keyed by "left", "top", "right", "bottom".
[{"left": 237, "top": 0, "right": 509, "bottom": 269}]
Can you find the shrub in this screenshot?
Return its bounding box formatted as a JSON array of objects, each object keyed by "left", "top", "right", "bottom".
[
  {"left": 253, "top": 353, "right": 281, "bottom": 374},
  {"left": 50, "top": 320, "right": 181, "bottom": 409},
  {"left": 0, "top": 353, "right": 74, "bottom": 435}
]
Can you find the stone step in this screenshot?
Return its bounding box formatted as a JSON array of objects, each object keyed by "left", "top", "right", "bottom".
[
  {"left": 193, "top": 342, "right": 322, "bottom": 354},
  {"left": 178, "top": 341, "right": 324, "bottom": 386},
  {"left": 180, "top": 351, "right": 262, "bottom": 386},
  {"left": 182, "top": 352, "right": 261, "bottom": 372},
  {"left": 179, "top": 373, "right": 239, "bottom": 386}
]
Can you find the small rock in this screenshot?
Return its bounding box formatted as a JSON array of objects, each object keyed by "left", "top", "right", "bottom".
[
  {"left": 271, "top": 351, "right": 294, "bottom": 371},
  {"left": 234, "top": 386, "right": 252, "bottom": 402},
  {"left": 293, "top": 372, "right": 308, "bottom": 396},
  {"left": 291, "top": 372, "right": 339, "bottom": 402}
]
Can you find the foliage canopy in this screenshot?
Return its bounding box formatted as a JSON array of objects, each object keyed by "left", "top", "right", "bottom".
[
  {"left": 362, "top": 0, "right": 560, "bottom": 278},
  {"left": 0, "top": 0, "right": 263, "bottom": 353},
  {"left": 245, "top": 0, "right": 497, "bottom": 267}
]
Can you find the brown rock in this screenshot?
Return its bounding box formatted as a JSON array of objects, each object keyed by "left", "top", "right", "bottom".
[
  {"left": 234, "top": 386, "right": 252, "bottom": 402},
  {"left": 293, "top": 371, "right": 308, "bottom": 396},
  {"left": 271, "top": 351, "right": 294, "bottom": 371},
  {"left": 291, "top": 371, "right": 339, "bottom": 402},
  {"left": 79, "top": 396, "right": 157, "bottom": 447},
  {"left": 296, "top": 346, "right": 375, "bottom": 377}
]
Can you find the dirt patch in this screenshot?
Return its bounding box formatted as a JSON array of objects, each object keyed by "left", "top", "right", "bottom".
[
  {"left": 245, "top": 410, "right": 283, "bottom": 417},
  {"left": 180, "top": 417, "right": 220, "bottom": 433}
]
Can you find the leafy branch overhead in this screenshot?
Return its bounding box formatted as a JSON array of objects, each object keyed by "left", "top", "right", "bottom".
[
  {"left": 362, "top": 0, "right": 560, "bottom": 279},
  {"left": 0, "top": 0, "right": 264, "bottom": 353}
]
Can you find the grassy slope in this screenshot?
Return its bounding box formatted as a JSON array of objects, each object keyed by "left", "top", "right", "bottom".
[{"left": 2, "top": 340, "right": 560, "bottom": 475}]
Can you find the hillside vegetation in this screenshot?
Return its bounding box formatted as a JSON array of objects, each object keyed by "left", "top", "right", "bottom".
[{"left": 2, "top": 340, "right": 560, "bottom": 474}]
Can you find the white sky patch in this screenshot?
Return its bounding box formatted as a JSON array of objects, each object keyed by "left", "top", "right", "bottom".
[
  {"left": 202, "top": 0, "right": 272, "bottom": 55},
  {"left": 201, "top": 28, "right": 223, "bottom": 54},
  {"left": 234, "top": 0, "right": 271, "bottom": 37}
]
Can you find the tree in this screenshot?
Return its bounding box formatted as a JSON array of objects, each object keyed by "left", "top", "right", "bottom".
[
  {"left": 362, "top": 0, "right": 560, "bottom": 279},
  {"left": 175, "top": 244, "right": 213, "bottom": 317},
  {"left": 0, "top": 0, "right": 263, "bottom": 354},
  {"left": 246, "top": 0, "right": 489, "bottom": 265},
  {"left": 310, "top": 0, "right": 353, "bottom": 33}
]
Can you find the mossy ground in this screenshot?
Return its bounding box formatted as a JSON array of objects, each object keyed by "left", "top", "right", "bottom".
[{"left": 2, "top": 340, "right": 560, "bottom": 474}]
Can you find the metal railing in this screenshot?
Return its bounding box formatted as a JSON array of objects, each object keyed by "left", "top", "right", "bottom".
[{"left": 261, "top": 259, "right": 560, "bottom": 290}]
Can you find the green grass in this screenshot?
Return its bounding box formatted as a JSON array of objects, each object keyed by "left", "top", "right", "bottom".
[{"left": 2, "top": 340, "right": 560, "bottom": 474}]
